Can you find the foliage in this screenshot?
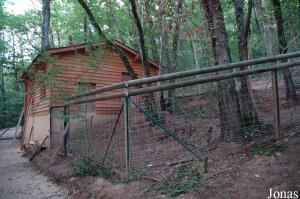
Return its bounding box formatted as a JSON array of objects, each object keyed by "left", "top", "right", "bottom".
[
  {"left": 0, "top": 0, "right": 299, "bottom": 129},
  {"left": 247, "top": 142, "right": 285, "bottom": 157},
  {"left": 157, "top": 164, "right": 202, "bottom": 197},
  {"left": 71, "top": 155, "right": 112, "bottom": 178},
  {"left": 0, "top": 89, "right": 23, "bottom": 128}
]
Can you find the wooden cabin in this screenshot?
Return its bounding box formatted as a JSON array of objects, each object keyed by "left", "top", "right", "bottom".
[{"left": 22, "top": 40, "right": 159, "bottom": 148}]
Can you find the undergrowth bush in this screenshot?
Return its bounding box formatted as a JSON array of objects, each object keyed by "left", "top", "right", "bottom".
[
  {"left": 157, "top": 164, "right": 202, "bottom": 197},
  {"left": 248, "top": 143, "right": 285, "bottom": 157},
  {"left": 71, "top": 155, "right": 112, "bottom": 178}
]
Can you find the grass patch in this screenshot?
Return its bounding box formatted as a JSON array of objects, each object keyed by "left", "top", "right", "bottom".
[
  {"left": 71, "top": 155, "right": 112, "bottom": 178},
  {"left": 248, "top": 143, "right": 285, "bottom": 157},
  {"left": 120, "top": 175, "right": 137, "bottom": 183},
  {"left": 157, "top": 164, "right": 202, "bottom": 197}
]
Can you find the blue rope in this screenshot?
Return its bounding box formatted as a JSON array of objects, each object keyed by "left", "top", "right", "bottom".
[{"left": 128, "top": 97, "right": 201, "bottom": 161}]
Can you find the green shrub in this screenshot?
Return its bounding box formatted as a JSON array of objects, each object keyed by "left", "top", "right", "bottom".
[
  {"left": 71, "top": 155, "right": 112, "bottom": 178},
  {"left": 248, "top": 143, "right": 284, "bottom": 157},
  {"left": 157, "top": 164, "right": 202, "bottom": 197}
]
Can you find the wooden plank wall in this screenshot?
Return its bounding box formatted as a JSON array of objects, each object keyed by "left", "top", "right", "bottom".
[
  {"left": 49, "top": 48, "right": 158, "bottom": 115},
  {"left": 24, "top": 72, "right": 50, "bottom": 117}
]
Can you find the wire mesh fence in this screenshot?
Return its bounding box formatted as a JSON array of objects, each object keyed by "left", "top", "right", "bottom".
[{"left": 49, "top": 54, "right": 300, "bottom": 177}]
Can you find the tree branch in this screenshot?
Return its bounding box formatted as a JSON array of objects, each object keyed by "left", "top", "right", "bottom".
[{"left": 77, "top": 0, "right": 137, "bottom": 79}]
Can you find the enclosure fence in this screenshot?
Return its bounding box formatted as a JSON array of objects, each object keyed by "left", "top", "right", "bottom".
[{"left": 50, "top": 52, "right": 300, "bottom": 177}]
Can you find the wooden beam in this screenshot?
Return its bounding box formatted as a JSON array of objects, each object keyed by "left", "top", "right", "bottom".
[
  {"left": 65, "top": 60, "right": 300, "bottom": 106},
  {"left": 67, "top": 51, "right": 300, "bottom": 100}
]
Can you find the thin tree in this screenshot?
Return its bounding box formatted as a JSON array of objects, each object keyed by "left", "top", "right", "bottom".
[
  {"left": 298, "top": 0, "right": 300, "bottom": 17},
  {"left": 128, "top": 0, "right": 151, "bottom": 79},
  {"left": 12, "top": 34, "right": 19, "bottom": 91},
  {"left": 272, "top": 0, "right": 297, "bottom": 103},
  {"left": 145, "top": 1, "right": 159, "bottom": 63},
  {"left": 171, "top": 0, "right": 183, "bottom": 74},
  {"left": 201, "top": 0, "right": 242, "bottom": 141},
  {"left": 128, "top": 0, "right": 156, "bottom": 114},
  {"left": 234, "top": 0, "right": 259, "bottom": 127},
  {"left": 41, "top": 0, "right": 51, "bottom": 49},
  {"left": 167, "top": 0, "right": 183, "bottom": 114},
  {"left": 78, "top": 0, "right": 159, "bottom": 114},
  {"left": 0, "top": 61, "right": 5, "bottom": 104},
  {"left": 77, "top": 0, "right": 137, "bottom": 80}
]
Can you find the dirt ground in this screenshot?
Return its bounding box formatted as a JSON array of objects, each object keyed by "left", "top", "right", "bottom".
[
  {"left": 0, "top": 139, "right": 69, "bottom": 199},
  {"left": 28, "top": 133, "right": 300, "bottom": 199},
  {"left": 0, "top": 130, "right": 299, "bottom": 199},
  {"left": 193, "top": 134, "right": 300, "bottom": 199}
]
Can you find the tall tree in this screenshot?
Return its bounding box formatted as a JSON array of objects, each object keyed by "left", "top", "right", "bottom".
[
  {"left": 0, "top": 2, "right": 7, "bottom": 104},
  {"left": 272, "top": 0, "right": 297, "bottom": 102},
  {"left": 144, "top": 1, "right": 159, "bottom": 63},
  {"left": 128, "top": 0, "right": 151, "bottom": 78},
  {"left": 255, "top": 0, "right": 275, "bottom": 58},
  {"left": 171, "top": 0, "right": 183, "bottom": 74},
  {"left": 298, "top": 0, "right": 300, "bottom": 17},
  {"left": 77, "top": 0, "right": 138, "bottom": 80},
  {"left": 201, "top": 0, "right": 242, "bottom": 141},
  {"left": 41, "top": 0, "right": 51, "bottom": 49},
  {"left": 128, "top": 0, "right": 156, "bottom": 114},
  {"left": 234, "top": 0, "right": 259, "bottom": 127},
  {"left": 167, "top": 0, "right": 183, "bottom": 113},
  {"left": 0, "top": 57, "right": 5, "bottom": 104},
  {"left": 12, "top": 34, "right": 19, "bottom": 91}
]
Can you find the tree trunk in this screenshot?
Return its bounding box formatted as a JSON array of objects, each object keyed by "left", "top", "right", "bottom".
[
  {"left": 167, "top": 0, "right": 183, "bottom": 114},
  {"left": 56, "top": 30, "right": 61, "bottom": 46},
  {"left": 145, "top": 2, "right": 159, "bottom": 63},
  {"left": 83, "top": 15, "right": 88, "bottom": 43},
  {"left": 77, "top": 0, "right": 138, "bottom": 80},
  {"left": 191, "top": 41, "right": 200, "bottom": 69},
  {"left": 12, "top": 35, "right": 19, "bottom": 91},
  {"left": 298, "top": 0, "right": 300, "bottom": 17},
  {"left": 201, "top": 0, "right": 242, "bottom": 141},
  {"left": 272, "top": 0, "right": 297, "bottom": 103},
  {"left": 157, "top": 0, "right": 168, "bottom": 113},
  {"left": 234, "top": 0, "right": 259, "bottom": 127},
  {"left": 0, "top": 64, "right": 5, "bottom": 103},
  {"left": 106, "top": 0, "right": 121, "bottom": 40},
  {"left": 171, "top": 0, "right": 182, "bottom": 74},
  {"left": 41, "top": 0, "right": 51, "bottom": 49},
  {"left": 128, "top": 0, "right": 156, "bottom": 114},
  {"left": 128, "top": 0, "right": 150, "bottom": 78},
  {"left": 49, "top": 28, "right": 55, "bottom": 48},
  {"left": 255, "top": 0, "right": 274, "bottom": 57}
]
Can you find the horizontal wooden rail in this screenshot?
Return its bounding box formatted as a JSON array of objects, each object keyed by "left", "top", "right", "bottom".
[
  {"left": 68, "top": 51, "right": 300, "bottom": 100},
  {"left": 62, "top": 59, "right": 300, "bottom": 106}
]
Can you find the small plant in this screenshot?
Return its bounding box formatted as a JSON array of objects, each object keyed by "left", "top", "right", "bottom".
[
  {"left": 71, "top": 155, "right": 112, "bottom": 178},
  {"left": 248, "top": 143, "right": 266, "bottom": 157},
  {"left": 157, "top": 164, "right": 202, "bottom": 197},
  {"left": 247, "top": 143, "right": 285, "bottom": 157},
  {"left": 206, "top": 127, "right": 213, "bottom": 145},
  {"left": 265, "top": 144, "right": 284, "bottom": 156},
  {"left": 121, "top": 175, "right": 137, "bottom": 183}
]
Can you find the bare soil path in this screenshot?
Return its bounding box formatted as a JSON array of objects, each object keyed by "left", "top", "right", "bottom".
[{"left": 0, "top": 140, "right": 69, "bottom": 199}]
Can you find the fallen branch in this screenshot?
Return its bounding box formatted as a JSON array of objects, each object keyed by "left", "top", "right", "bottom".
[
  {"left": 51, "top": 122, "right": 70, "bottom": 163},
  {"left": 0, "top": 127, "right": 12, "bottom": 138},
  {"left": 29, "top": 135, "right": 49, "bottom": 161},
  {"left": 166, "top": 158, "right": 195, "bottom": 166}
]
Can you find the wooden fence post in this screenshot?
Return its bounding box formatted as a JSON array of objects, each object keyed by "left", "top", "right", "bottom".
[
  {"left": 63, "top": 105, "right": 70, "bottom": 157},
  {"left": 272, "top": 70, "right": 280, "bottom": 139}
]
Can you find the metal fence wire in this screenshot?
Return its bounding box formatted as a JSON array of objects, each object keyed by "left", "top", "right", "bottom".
[{"left": 50, "top": 52, "right": 300, "bottom": 177}]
